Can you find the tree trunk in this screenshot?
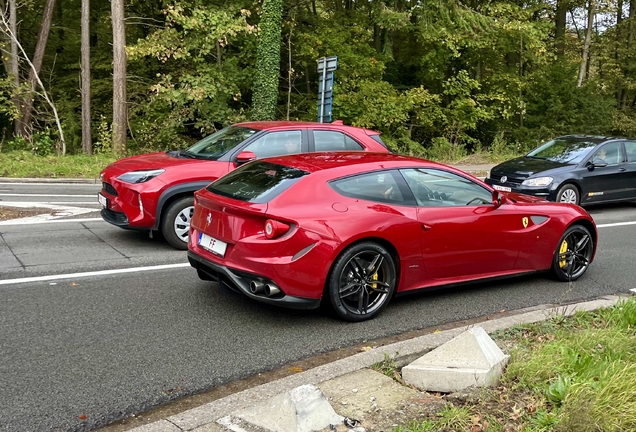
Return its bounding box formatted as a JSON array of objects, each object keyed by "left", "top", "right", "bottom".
[
  {"left": 621, "top": 0, "right": 635, "bottom": 108},
  {"left": 555, "top": 0, "right": 567, "bottom": 57},
  {"left": 251, "top": 0, "right": 283, "bottom": 120},
  {"left": 111, "top": 0, "right": 127, "bottom": 155},
  {"left": 81, "top": 0, "right": 92, "bottom": 155},
  {"left": 577, "top": 0, "right": 595, "bottom": 87},
  {"left": 18, "top": 0, "right": 56, "bottom": 138},
  {"left": 9, "top": 0, "right": 19, "bottom": 136}
]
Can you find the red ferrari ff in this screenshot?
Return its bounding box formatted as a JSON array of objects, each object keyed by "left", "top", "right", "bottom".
[
  {"left": 98, "top": 121, "right": 389, "bottom": 249},
  {"left": 187, "top": 153, "right": 597, "bottom": 321}
]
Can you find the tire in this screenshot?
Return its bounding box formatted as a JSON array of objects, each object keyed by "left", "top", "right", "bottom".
[
  {"left": 551, "top": 224, "right": 594, "bottom": 282},
  {"left": 556, "top": 184, "right": 580, "bottom": 205},
  {"left": 161, "top": 196, "right": 194, "bottom": 250},
  {"left": 327, "top": 242, "right": 397, "bottom": 322}
]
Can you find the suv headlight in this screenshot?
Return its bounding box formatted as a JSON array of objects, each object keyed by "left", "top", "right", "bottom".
[
  {"left": 522, "top": 176, "right": 553, "bottom": 187},
  {"left": 117, "top": 169, "right": 165, "bottom": 184}
]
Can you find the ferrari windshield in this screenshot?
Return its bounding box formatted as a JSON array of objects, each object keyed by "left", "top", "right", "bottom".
[
  {"left": 186, "top": 126, "right": 258, "bottom": 160},
  {"left": 526, "top": 137, "right": 599, "bottom": 164}
]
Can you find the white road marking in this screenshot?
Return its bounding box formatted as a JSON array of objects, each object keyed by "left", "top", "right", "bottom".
[
  {"left": 596, "top": 221, "right": 636, "bottom": 228},
  {"left": 0, "top": 202, "right": 100, "bottom": 225},
  {"left": 0, "top": 182, "right": 99, "bottom": 186},
  {"left": 0, "top": 263, "right": 191, "bottom": 286},
  {"left": 0, "top": 193, "right": 96, "bottom": 197},
  {"left": 630, "top": 288, "right": 636, "bottom": 295},
  {"left": 0, "top": 217, "right": 104, "bottom": 225}
]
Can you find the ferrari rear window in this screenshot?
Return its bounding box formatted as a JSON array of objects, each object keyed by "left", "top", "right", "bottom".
[{"left": 207, "top": 161, "right": 309, "bottom": 203}]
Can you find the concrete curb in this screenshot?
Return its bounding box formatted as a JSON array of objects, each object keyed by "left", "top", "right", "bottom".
[{"left": 128, "top": 295, "right": 627, "bottom": 432}]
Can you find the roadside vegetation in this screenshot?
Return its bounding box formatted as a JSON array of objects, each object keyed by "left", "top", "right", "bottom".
[
  {"left": 0, "top": 139, "right": 517, "bottom": 179},
  {"left": 378, "top": 298, "right": 636, "bottom": 432},
  {"left": 0, "top": 151, "right": 116, "bottom": 179}
]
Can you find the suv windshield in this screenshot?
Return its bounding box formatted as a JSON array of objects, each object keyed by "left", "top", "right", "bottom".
[
  {"left": 527, "top": 138, "right": 599, "bottom": 164},
  {"left": 207, "top": 161, "right": 310, "bottom": 203},
  {"left": 186, "top": 126, "right": 258, "bottom": 160}
]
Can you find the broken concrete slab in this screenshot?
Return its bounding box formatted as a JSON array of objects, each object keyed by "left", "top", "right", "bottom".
[
  {"left": 228, "top": 384, "right": 343, "bottom": 432},
  {"left": 401, "top": 326, "right": 509, "bottom": 393}
]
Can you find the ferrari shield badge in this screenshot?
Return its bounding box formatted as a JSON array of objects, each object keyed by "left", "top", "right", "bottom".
[
  {"left": 206, "top": 213, "right": 212, "bottom": 228},
  {"left": 522, "top": 217, "right": 529, "bottom": 228}
]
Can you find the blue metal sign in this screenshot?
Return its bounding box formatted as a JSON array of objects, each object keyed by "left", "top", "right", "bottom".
[{"left": 317, "top": 56, "right": 338, "bottom": 123}]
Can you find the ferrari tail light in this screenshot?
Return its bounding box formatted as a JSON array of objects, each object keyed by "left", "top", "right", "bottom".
[{"left": 264, "top": 219, "right": 290, "bottom": 239}]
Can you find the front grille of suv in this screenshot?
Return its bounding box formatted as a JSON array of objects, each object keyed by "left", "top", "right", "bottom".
[{"left": 102, "top": 182, "right": 118, "bottom": 196}]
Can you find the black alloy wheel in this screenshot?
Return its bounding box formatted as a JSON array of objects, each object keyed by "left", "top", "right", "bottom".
[
  {"left": 328, "top": 242, "right": 397, "bottom": 322},
  {"left": 551, "top": 225, "right": 594, "bottom": 281}
]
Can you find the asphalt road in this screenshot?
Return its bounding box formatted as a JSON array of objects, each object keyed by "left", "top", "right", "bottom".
[{"left": 0, "top": 184, "right": 635, "bottom": 431}]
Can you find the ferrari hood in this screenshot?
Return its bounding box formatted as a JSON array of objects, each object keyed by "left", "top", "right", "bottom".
[{"left": 503, "top": 191, "right": 549, "bottom": 204}]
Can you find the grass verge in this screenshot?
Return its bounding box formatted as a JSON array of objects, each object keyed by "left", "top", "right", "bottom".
[
  {"left": 0, "top": 151, "right": 116, "bottom": 178},
  {"left": 392, "top": 298, "right": 636, "bottom": 432}
]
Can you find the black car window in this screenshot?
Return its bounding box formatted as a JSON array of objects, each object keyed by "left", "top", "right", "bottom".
[
  {"left": 370, "top": 134, "right": 388, "bottom": 149},
  {"left": 400, "top": 168, "right": 492, "bottom": 207},
  {"left": 243, "top": 130, "right": 302, "bottom": 158},
  {"left": 589, "top": 142, "right": 622, "bottom": 165},
  {"left": 313, "top": 130, "right": 364, "bottom": 151},
  {"left": 207, "top": 161, "right": 309, "bottom": 203},
  {"left": 330, "top": 171, "right": 406, "bottom": 204},
  {"left": 625, "top": 142, "right": 636, "bottom": 162},
  {"left": 527, "top": 137, "right": 599, "bottom": 164},
  {"left": 187, "top": 126, "right": 257, "bottom": 160}
]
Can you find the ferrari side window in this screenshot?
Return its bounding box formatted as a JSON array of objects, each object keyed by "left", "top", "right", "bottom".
[
  {"left": 330, "top": 171, "right": 406, "bottom": 204},
  {"left": 400, "top": 169, "right": 492, "bottom": 207}
]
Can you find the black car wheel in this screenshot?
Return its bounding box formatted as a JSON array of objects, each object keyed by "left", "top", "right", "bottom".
[
  {"left": 551, "top": 224, "right": 594, "bottom": 281},
  {"left": 161, "top": 196, "right": 194, "bottom": 250},
  {"left": 556, "top": 184, "right": 580, "bottom": 205},
  {"left": 328, "top": 242, "right": 397, "bottom": 322}
]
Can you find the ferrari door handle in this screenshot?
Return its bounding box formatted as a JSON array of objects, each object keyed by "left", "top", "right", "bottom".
[
  {"left": 421, "top": 223, "right": 432, "bottom": 231},
  {"left": 619, "top": 168, "right": 626, "bottom": 172}
]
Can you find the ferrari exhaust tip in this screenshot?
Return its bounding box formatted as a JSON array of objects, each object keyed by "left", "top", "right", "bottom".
[
  {"left": 264, "top": 284, "right": 280, "bottom": 297},
  {"left": 250, "top": 280, "right": 265, "bottom": 294}
]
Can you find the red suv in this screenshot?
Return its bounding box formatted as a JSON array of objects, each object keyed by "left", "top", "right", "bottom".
[{"left": 98, "top": 120, "right": 390, "bottom": 249}]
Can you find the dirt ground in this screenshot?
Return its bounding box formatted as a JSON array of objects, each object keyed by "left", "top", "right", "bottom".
[{"left": 0, "top": 207, "right": 51, "bottom": 221}]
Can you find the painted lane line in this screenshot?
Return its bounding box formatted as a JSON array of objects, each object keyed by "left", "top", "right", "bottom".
[
  {"left": 0, "top": 217, "right": 104, "bottom": 225},
  {"left": 0, "top": 263, "right": 191, "bottom": 286},
  {"left": 596, "top": 221, "right": 636, "bottom": 228},
  {"left": 0, "top": 182, "right": 99, "bottom": 186},
  {"left": 0, "top": 193, "right": 96, "bottom": 198}
]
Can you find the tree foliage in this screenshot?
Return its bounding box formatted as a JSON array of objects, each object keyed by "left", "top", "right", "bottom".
[{"left": 0, "top": 0, "right": 635, "bottom": 155}]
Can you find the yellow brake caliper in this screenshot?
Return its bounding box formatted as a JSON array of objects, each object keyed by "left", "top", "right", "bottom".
[
  {"left": 559, "top": 240, "right": 568, "bottom": 268},
  {"left": 370, "top": 270, "right": 378, "bottom": 290}
]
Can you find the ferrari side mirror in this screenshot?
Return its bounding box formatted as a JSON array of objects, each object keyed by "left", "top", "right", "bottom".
[{"left": 492, "top": 190, "right": 508, "bottom": 207}]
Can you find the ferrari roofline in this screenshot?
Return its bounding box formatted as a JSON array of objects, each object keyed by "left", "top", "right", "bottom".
[{"left": 255, "top": 152, "right": 442, "bottom": 174}]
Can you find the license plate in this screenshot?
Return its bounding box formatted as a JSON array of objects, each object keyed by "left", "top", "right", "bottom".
[
  {"left": 493, "top": 185, "right": 512, "bottom": 192},
  {"left": 98, "top": 193, "right": 108, "bottom": 208},
  {"left": 198, "top": 233, "right": 228, "bottom": 257}
]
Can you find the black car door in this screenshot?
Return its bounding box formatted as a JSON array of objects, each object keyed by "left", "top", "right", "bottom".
[
  {"left": 580, "top": 142, "right": 630, "bottom": 204},
  {"left": 623, "top": 141, "right": 636, "bottom": 199}
]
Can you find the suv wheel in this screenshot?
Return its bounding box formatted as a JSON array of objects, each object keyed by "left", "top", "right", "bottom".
[{"left": 161, "top": 196, "right": 194, "bottom": 250}]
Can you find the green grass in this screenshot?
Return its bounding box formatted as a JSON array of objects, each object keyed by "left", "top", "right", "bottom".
[
  {"left": 396, "top": 298, "right": 636, "bottom": 432},
  {"left": 0, "top": 151, "right": 116, "bottom": 178},
  {"left": 0, "top": 145, "right": 525, "bottom": 179}
]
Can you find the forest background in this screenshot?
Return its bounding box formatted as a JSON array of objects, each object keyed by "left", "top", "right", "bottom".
[{"left": 1, "top": 0, "right": 635, "bottom": 162}]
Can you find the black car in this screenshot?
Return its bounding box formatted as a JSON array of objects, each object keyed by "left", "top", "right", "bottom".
[{"left": 485, "top": 135, "right": 636, "bottom": 206}]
